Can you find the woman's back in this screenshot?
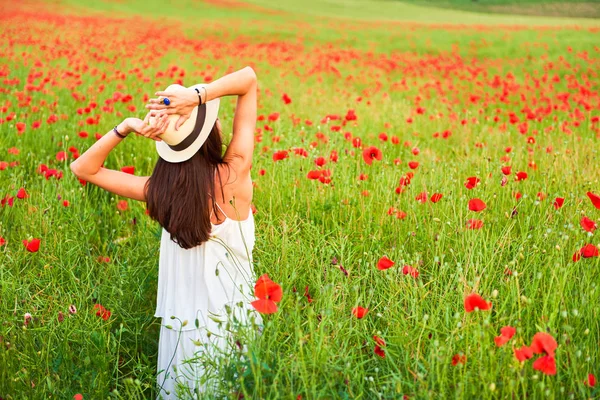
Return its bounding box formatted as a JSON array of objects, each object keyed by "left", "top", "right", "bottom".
[
  {"left": 155, "top": 197, "right": 257, "bottom": 332},
  {"left": 155, "top": 174, "right": 261, "bottom": 398}
]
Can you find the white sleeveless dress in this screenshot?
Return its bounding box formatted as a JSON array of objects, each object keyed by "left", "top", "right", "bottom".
[{"left": 154, "top": 203, "right": 261, "bottom": 399}]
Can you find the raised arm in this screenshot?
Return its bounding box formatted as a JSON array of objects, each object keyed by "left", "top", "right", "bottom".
[
  {"left": 69, "top": 115, "right": 169, "bottom": 202},
  {"left": 147, "top": 66, "right": 258, "bottom": 173},
  {"left": 203, "top": 67, "right": 257, "bottom": 172}
]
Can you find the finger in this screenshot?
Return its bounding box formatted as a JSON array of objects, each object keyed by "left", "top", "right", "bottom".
[
  {"left": 149, "top": 109, "right": 168, "bottom": 118},
  {"left": 175, "top": 114, "right": 190, "bottom": 131},
  {"left": 148, "top": 116, "right": 166, "bottom": 137},
  {"left": 158, "top": 114, "right": 169, "bottom": 132},
  {"left": 150, "top": 116, "right": 158, "bottom": 129},
  {"left": 149, "top": 107, "right": 177, "bottom": 115},
  {"left": 145, "top": 103, "right": 168, "bottom": 110},
  {"left": 154, "top": 91, "right": 174, "bottom": 97}
]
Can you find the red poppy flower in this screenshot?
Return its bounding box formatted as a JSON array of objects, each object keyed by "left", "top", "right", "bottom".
[
  {"left": 56, "top": 151, "right": 68, "bottom": 161},
  {"left": 500, "top": 326, "right": 516, "bottom": 339},
  {"left": 282, "top": 93, "right": 291, "bottom": 105},
  {"left": 374, "top": 345, "right": 385, "bottom": 358},
  {"left": 373, "top": 335, "right": 386, "bottom": 347},
  {"left": 314, "top": 157, "right": 327, "bottom": 167},
  {"left": 303, "top": 285, "right": 313, "bottom": 303},
  {"left": 254, "top": 274, "right": 283, "bottom": 302},
  {"left": 0, "top": 236, "right": 6, "bottom": 246},
  {"left": 396, "top": 210, "right": 407, "bottom": 219},
  {"left": 121, "top": 166, "right": 135, "bottom": 174},
  {"left": 16, "top": 187, "right": 28, "bottom": 199},
  {"left": 251, "top": 274, "right": 283, "bottom": 314},
  {"left": 1, "top": 195, "right": 14, "bottom": 207},
  {"left": 530, "top": 332, "right": 557, "bottom": 357},
  {"left": 585, "top": 373, "right": 596, "bottom": 387},
  {"left": 16, "top": 122, "right": 26, "bottom": 133},
  {"left": 415, "top": 192, "right": 428, "bottom": 203},
  {"left": 494, "top": 326, "right": 516, "bottom": 347},
  {"left": 319, "top": 175, "right": 331, "bottom": 185},
  {"left": 402, "top": 265, "right": 419, "bottom": 278},
  {"left": 494, "top": 335, "right": 510, "bottom": 347},
  {"left": 514, "top": 345, "right": 534, "bottom": 362},
  {"left": 501, "top": 166, "right": 512, "bottom": 175},
  {"left": 329, "top": 150, "right": 338, "bottom": 162},
  {"left": 587, "top": 192, "right": 600, "bottom": 209},
  {"left": 23, "top": 238, "right": 41, "bottom": 252},
  {"left": 117, "top": 200, "right": 128, "bottom": 211},
  {"left": 581, "top": 216, "right": 597, "bottom": 233},
  {"left": 93, "top": 303, "right": 111, "bottom": 321},
  {"left": 408, "top": 161, "right": 419, "bottom": 169},
  {"left": 352, "top": 306, "right": 368, "bottom": 319},
  {"left": 307, "top": 170, "right": 321, "bottom": 180},
  {"left": 553, "top": 198, "right": 564, "bottom": 209},
  {"left": 464, "top": 177, "right": 480, "bottom": 189},
  {"left": 377, "top": 256, "right": 395, "bottom": 270},
  {"left": 451, "top": 354, "right": 466, "bottom": 366},
  {"left": 272, "top": 150, "right": 289, "bottom": 162},
  {"left": 580, "top": 244, "right": 599, "bottom": 258},
  {"left": 345, "top": 109, "right": 357, "bottom": 121},
  {"left": 464, "top": 293, "right": 492, "bottom": 312},
  {"left": 293, "top": 148, "right": 308, "bottom": 158},
  {"left": 466, "top": 219, "right": 483, "bottom": 229},
  {"left": 516, "top": 171, "right": 528, "bottom": 181},
  {"left": 362, "top": 146, "right": 382, "bottom": 166},
  {"left": 532, "top": 355, "right": 556, "bottom": 376},
  {"left": 74, "top": 394, "right": 83, "bottom": 400},
  {"left": 468, "top": 198, "right": 486, "bottom": 212},
  {"left": 252, "top": 299, "right": 278, "bottom": 314},
  {"left": 430, "top": 193, "right": 443, "bottom": 203}
]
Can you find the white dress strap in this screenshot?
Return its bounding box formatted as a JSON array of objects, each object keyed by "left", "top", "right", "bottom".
[{"left": 213, "top": 199, "right": 229, "bottom": 220}]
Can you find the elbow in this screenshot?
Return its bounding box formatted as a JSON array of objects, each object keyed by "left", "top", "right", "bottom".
[
  {"left": 69, "top": 161, "right": 84, "bottom": 178},
  {"left": 244, "top": 66, "right": 257, "bottom": 82}
]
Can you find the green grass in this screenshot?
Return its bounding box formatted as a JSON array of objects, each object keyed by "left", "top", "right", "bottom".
[
  {"left": 244, "top": 0, "right": 600, "bottom": 24},
  {"left": 1, "top": 0, "right": 599, "bottom": 399},
  {"left": 399, "top": 0, "right": 600, "bottom": 19}
]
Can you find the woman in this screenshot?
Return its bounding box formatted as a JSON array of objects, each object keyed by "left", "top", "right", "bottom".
[{"left": 70, "top": 66, "right": 261, "bottom": 399}]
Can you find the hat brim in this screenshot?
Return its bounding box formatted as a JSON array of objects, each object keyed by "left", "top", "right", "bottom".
[{"left": 155, "top": 83, "right": 220, "bottom": 163}]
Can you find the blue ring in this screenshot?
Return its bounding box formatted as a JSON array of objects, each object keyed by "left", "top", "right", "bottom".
[{"left": 163, "top": 97, "right": 171, "bottom": 106}]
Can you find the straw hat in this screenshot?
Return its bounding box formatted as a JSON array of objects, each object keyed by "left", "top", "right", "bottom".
[{"left": 153, "top": 83, "right": 220, "bottom": 163}]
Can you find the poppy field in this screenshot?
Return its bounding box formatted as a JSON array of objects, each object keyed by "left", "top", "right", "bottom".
[{"left": 1, "top": 0, "right": 600, "bottom": 398}]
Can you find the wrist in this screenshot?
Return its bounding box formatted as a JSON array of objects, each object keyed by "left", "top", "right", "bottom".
[{"left": 117, "top": 121, "right": 131, "bottom": 136}]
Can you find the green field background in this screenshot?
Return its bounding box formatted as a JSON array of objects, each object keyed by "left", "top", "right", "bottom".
[{"left": 1, "top": 0, "right": 599, "bottom": 399}]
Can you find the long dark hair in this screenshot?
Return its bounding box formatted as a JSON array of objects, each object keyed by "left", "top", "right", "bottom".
[{"left": 144, "top": 123, "right": 226, "bottom": 249}]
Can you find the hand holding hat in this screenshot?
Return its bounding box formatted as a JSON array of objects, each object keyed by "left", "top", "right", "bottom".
[
  {"left": 146, "top": 86, "right": 202, "bottom": 131},
  {"left": 145, "top": 83, "right": 220, "bottom": 163},
  {"left": 118, "top": 115, "right": 167, "bottom": 142}
]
